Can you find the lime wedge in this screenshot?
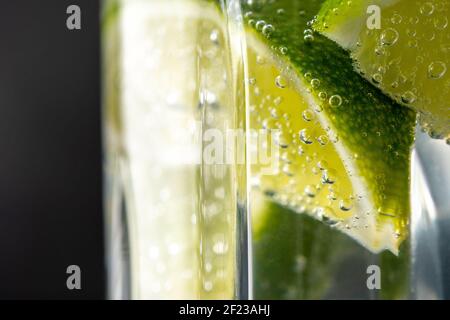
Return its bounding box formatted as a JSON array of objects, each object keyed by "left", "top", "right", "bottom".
[
  {"left": 243, "top": 0, "right": 415, "bottom": 254},
  {"left": 314, "top": 0, "right": 450, "bottom": 140}
]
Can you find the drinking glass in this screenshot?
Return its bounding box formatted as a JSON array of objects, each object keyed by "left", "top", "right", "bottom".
[{"left": 102, "top": 0, "right": 450, "bottom": 299}]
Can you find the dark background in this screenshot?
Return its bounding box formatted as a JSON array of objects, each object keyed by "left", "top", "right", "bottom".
[{"left": 0, "top": 1, "right": 104, "bottom": 299}]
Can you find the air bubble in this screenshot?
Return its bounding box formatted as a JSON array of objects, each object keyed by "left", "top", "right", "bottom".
[
  {"left": 310, "top": 78, "right": 320, "bottom": 89},
  {"left": 371, "top": 73, "right": 383, "bottom": 84},
  {"left": 302, "top": 110, "right": 315, "bottom": 121},
  {"left": 274, "top": 96, "right": 283, "bottom": 106},
  {"left": 391, "top": 13, "right": 402, "bottom": 24},
  {"left": 420, "top": 2, "right": 435, "bottom": 16},
  {"left": 401, "top": 91, "right": 416, "bottom": 104},
  {"left": 381, "top": 28, "right": 399, "bottom": 46},
  {"left": 304, "top": 185, "right": 316, "bottom": 197},
  {"left": 328, "top": 95, "right": 342, "bottom": 108},
  {"left": 275, "top": 75, "right": 288, "bottom": 88},
  {"left": 321, "top": 169, "right": 336, "bottom": 184},
  {"left": 209, "top": 29, "right": 219, "bottom": 44},
  {"left": 318, "top": 91, "right": 327, "bottom": 100},
  {"left": 255, "top": 20, "right": 266, "bottom": 31},
  {"left": 304, "top": 34, "right": 315, "bottom": 43},
  {"left": 428, "top": 61, "right": 447, "bottom": 79},
  {"left": 339, "top": 199, "right": 353, "bottom": 211},
  {"left": 299, "top": 129, "right": 313, "bottom": 144},
  {"left": 317, "top": 160, "right": 328, "bottom": 170},
  {"left": 317, "top": 135, "right": 329, "bottom": 146},
  {"left": 434, "top": 16, "right": 448, "bottom": 30},
  {"left": 256, "top": 55, "right": 265, "bottom": 65},
  {"left": 262, "top": 24, "right": 274, "bottom": 37}
]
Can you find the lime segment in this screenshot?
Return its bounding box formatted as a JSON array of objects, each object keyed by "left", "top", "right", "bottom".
[{"left": 314, "top": 0, "right": 450, "bottom": 140}]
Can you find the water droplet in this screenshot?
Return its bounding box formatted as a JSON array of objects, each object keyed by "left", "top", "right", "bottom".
[
  {"left": 249, "top": 77, "right": 256, "bottom": 85},
  {"left": 302, "top": 109, "right": 315, "bottom": 121},
  {"left": 428, "top": 61, "right": 447, "bottom": 79},
  {"left": 420, "top": 2, "right": 434, "bottom": 16},
  {"left": 401, "top": 91, "right": 416, "bottom": 104},
  {"left": 275, "top": 75, "right": 288, "bottom": 88},
  {"left": 381, "top": 28, "right": 399, "bottom": 46},
  {"left": 262, "top": 24, "right": 274, "bottom": 37},
  {"left": 299, "top": 129, "right": 313, "bottom": 144},
  {"left": 277, "top": 8, "right": 285, "bottom": 15},
  {"left": 328, "top": 95, "right": 342, "bottom": 108},
  {"left": 299, "top": 10, "right": 306, "bottom": 16},
  {"left": 280, "top": 46, "right": 288, "bottom": 54}
]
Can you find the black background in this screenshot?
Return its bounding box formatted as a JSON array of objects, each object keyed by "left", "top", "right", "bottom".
[{"left": 0, "top": 1, "right": 104, "bottom": 299}]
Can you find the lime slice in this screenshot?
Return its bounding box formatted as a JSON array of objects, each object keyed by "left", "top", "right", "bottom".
[
  {"left": 252, "top": 191, "right": 410, "bottom": 299},
  {"left": 243, "top": 0, "right": 415, "bottom": 254},
  {"left": 314, "top": 0, "right": 450, "bottom": 140}
]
